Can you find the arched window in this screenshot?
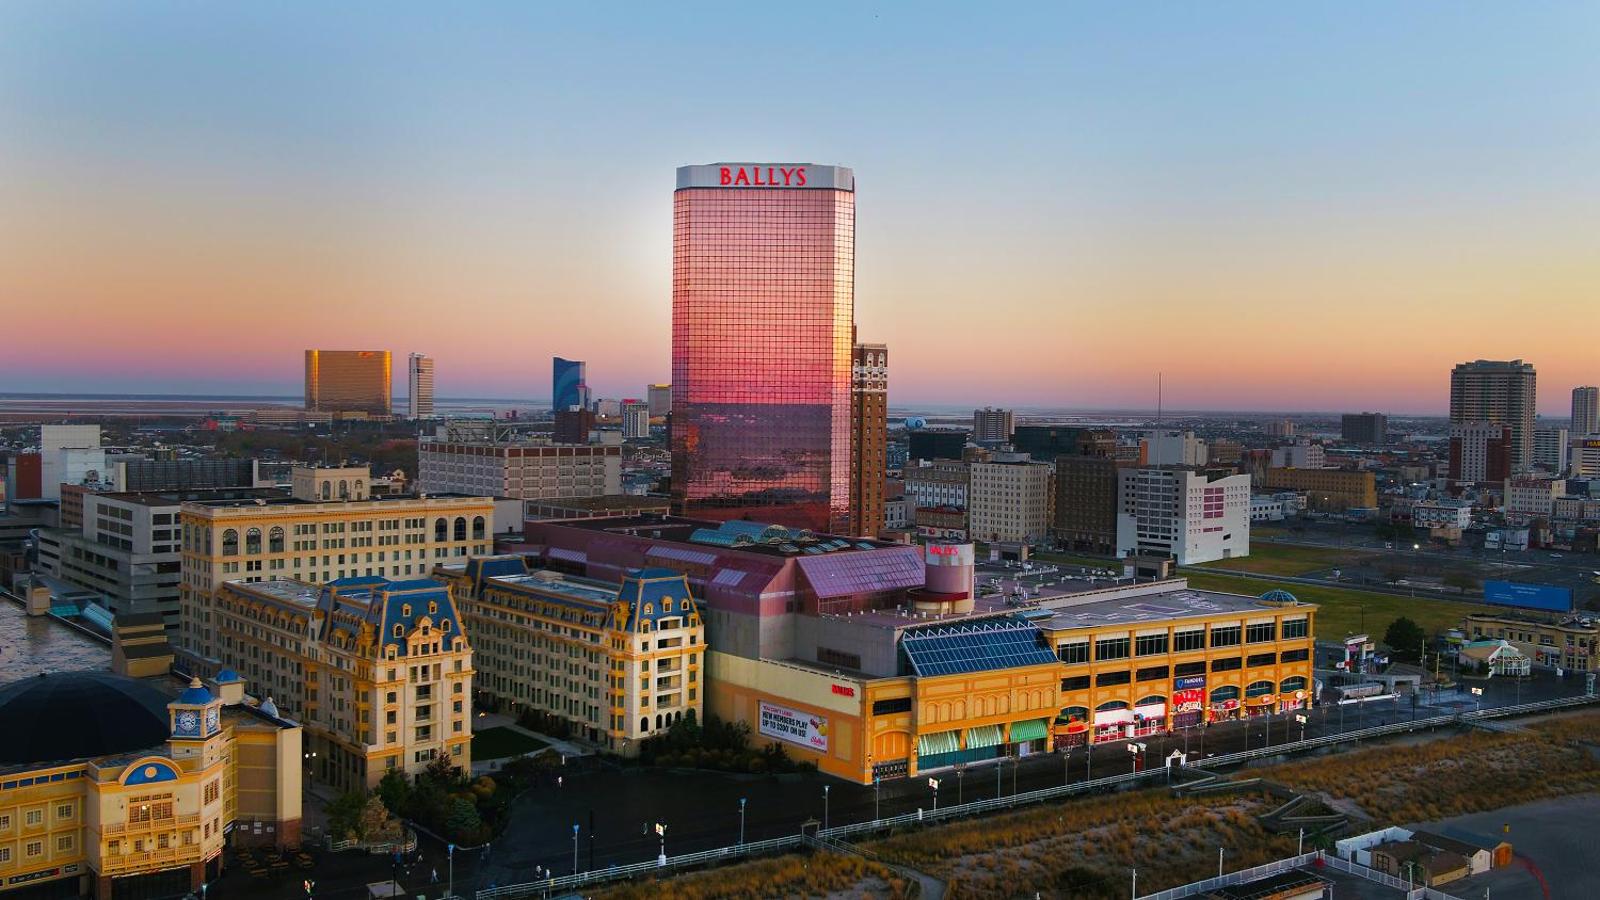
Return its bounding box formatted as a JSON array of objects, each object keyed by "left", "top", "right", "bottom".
[
  {"left": 339, "top": 480, "right": 349, "bottom": 500},
  {"left": 321, "top": 481, "right": 332, "bottom": 500},
  {"left": 472, "top": 516, "right": 486, "bottom": 540},
  {"left": 1095, "top": 700, "right": 1128, "bottom": 712},
  {"left": 355, "top": 479, "right": 364, "bottom": 496},
  {"left": 1134, "top": 695, "right": 1166, "bottom": 709},
  {"left": 268, "top": 526, "right": 285, "bottom": 553},
  {"left": 1210, "top": 686, "right": 1240, "bottom": 702},
  {"left": 453, "top": 517, "right": 467, "bottom": 541},
  {"left": 434, "top": 518, "right": 448, "bottom": 542},
  {"left": 1245, "top": 681, "right": 1275, "bottom": 697},
  {"left": 245, "top": 528, "right": 262, "bottom": 554},
  {"left": 221, "top": 529, "right": 239, "bottom": 556},
  {"left": 393, "top": 625, "right": 403, "bottom": 638},
  {"left": 428, "top": 601, "right": 438, "bottom": 614},
  {"left": 655, "top": 714, "right": 663, "bottom": 730},
  {"left": 663, "top": 598, "right": 675, "bottom": 612},
  {"left": 1280, "top": 676, "right": 1308, "bottom": 693},
  {"left": 641, "top": 717, "right": 649, "bottom": 733},
  {"left": 440, "top": 619, "right": 451, "bottom": 632}
]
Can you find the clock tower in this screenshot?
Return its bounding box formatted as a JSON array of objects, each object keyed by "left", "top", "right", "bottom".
[{"left": 168, "top": 676, "right": 224, "bottom": 762}]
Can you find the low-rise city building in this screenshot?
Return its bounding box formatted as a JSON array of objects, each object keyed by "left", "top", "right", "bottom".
[
  {"left": 0, "top": 670, "right": 300, "bottom": 900},
  {"left": 967, "top": 456, "right": 1053, "bottom": 544},
  {"left": 1260, "top": 467, "right": 1377, "bottom": 512},
  {"left": 1461, "top": 613, "right": 1595, "bottom": 671}
]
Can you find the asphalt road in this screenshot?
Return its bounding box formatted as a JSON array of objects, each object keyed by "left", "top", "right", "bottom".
[{"left": 214, "top": 669, "right": 1592, "bottom": 900}]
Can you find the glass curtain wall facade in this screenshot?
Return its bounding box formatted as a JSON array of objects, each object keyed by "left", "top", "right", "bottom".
[
  {"left": 552, "top": 357, "right": 587, "bottom": 411},
  {"left": 671, "top": 163, "right": 855, "bottom": 534},
  {"left": 304, "top": 350, "right": 391, "bottom": 416}
]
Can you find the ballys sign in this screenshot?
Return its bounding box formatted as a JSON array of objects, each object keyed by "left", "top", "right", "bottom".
[{"left": 720, "top": 166, "right": 807, "bottom": 187}]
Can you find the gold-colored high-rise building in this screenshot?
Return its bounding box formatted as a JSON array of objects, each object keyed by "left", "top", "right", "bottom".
[
  {"left": 304, "top": 350, "right": 392, "bottom": 416},
  {"left": 849, "top": 342, "right": 888, "bottom": 537}
]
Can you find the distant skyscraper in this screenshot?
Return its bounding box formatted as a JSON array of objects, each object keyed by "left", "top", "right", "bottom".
[
  {"left": 1449, "top": 360, "right": 1536, "bottom": 471},
  {"left": 1533, "top": 426, "right": 1569, "bottom": 474},
  {"left": 647, "top": 383, "right": 672, "bottom": 418},
  {"left": 1449, "top": 422, "right": 1512, "bottom": 484},
  {"left": 304, "top": 350, "right": 391, "bottom": 416},
  {"left": 671, "top": 162, "right": 857, "bottom": 533},
  {"left": 621, "top": 400, "right": 651, "bottom": 440},
  {"left": 552, "top": 357, "right": 588, "bottom": 411},
  {"left": 408, "top": 353, "right": 435, "bottom": 419},
  {"left": 1572, "top": 386, "right": 1599, "bottom": 437},
  {"left": 972, "top": 408, "right": 1015, "bottom": 445},
  {"left": 848, "top": 342, "right": 888, "bottom": 537},
  {"left": 1340, "top": 412, "right": 1387, "bottom": 445}
]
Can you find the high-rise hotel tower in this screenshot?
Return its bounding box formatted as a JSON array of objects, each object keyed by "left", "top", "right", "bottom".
[{"left": 671, "top": 163, "right": 866, "bottom": 534}]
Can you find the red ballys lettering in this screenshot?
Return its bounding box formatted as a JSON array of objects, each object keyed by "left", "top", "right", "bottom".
[
  {"left": 721, "top": 166, "right": 812, "bottom": 187},
  {"left": 928, "top": 544, "right": 959, "bottom": 556},
  {"left": 831, "top": 684, "right": 855, "bottom": 697}
]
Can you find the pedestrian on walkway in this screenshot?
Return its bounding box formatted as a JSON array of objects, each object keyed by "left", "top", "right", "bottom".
[{"left": 431, "top": 869, "right": 439, "bottom": 884}]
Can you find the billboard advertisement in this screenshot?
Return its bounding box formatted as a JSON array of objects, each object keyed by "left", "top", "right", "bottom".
[
  {"left": 1483, "top": 580, "right": 1572, "bottom": 613},
  {"left": 758, "top": 701, "right": 828, "bottom": 752}
]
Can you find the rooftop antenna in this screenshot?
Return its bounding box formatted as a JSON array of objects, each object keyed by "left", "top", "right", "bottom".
[{"left": 1157, "top": 371, "right": 1163, "bottom": 425}]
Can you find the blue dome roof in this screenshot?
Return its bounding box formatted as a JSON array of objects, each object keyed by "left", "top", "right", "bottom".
[
  {"left": 215, "top": 668, "right": 242, "bottom": 683},
  {"left": 177, "top": 677, "right": 213, "bottom": 705},
  {"left": 1260, "top": 589, "right": 1298, "bottom": 604}
]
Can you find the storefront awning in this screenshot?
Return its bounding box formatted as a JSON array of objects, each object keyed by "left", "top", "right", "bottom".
[
  {"left": 917, "top": 730, "right": 958, "bottom": 757},
  {"left": 966, "top": 724, "right": 1003, "bottom": 749},
  {"left": 1008, "top": 719, "right": 1049, "bottom": 743}
]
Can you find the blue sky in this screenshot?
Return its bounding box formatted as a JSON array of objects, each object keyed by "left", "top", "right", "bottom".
[{"left": 2, "top": 2, "right": 1596, "bottom": 412}]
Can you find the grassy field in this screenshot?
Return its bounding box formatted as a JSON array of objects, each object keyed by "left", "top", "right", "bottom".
[
  {"left": 1196, "top": 542, "right": 1376, "bottom": 577},
  {"left": 1182, "top": 570, "right": 1496, "bottom": 639},
  {"left": 470, "top": 726, "right": 548, "bottom": 760}
]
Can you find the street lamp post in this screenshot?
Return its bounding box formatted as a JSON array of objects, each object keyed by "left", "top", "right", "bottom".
[
  {"left": 1218, "top": 847, "right": 1225, "bottom": 878},
  {"left": 1131, "top": 867, "right": 1138, "bottom": 900},
  {"left": 929, "top": 777, "right": 940, "bottom": 812},
  {"left": 572, "top": 823, "right": 579, "bottom": 876},
  {"left": 447, "top": 843, "right": 454, "bottom": 900},
  {"left": 654, "top": 823, "right": 667, "bottom": 866},
  {"left": 823, "top": 785, "right": 830, "bottom": 831},
  {"left": 1295, "top": 714, "right": 1308, "bottom": 743},
  {"left": 739, "top": 798, "right": 747, "bottom": 847}
]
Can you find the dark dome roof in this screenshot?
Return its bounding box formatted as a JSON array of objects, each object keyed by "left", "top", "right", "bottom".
[{"left": 0, "top": 671, "right": 171, "bottom": 765}]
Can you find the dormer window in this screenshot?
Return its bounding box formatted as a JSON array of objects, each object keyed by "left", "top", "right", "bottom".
[
  {"left": 392, "top": 625, "right": 403, "bottom": 638},
  {"left": 402, "top": 604, "right": 412, "bottom": 617},
  {"left": 642, "top": 603, "right": 653, "bottom": 616},
  {"left": 428, "top": 601, "right": 438, "bottom": 614}
]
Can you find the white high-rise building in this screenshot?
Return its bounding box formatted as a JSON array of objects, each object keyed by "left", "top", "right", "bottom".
[
  {"left": 1269, "top": 441, "right": 1325, "bottom": 470},
  {"left": 1449, "top": 359, "right": 1536, "bottom": 472},
  {"left": 1143, "top": 430, "right": 1208, "bottom": 467},
  {"left": 408, "top": 353, "right": 436, "bottom": 419},
  {"left": 1573, "top": 387, "right": 1599, "bottom": 438},
  {"left": 621, "top": 400, "right": 651, "bottom": 440},
  {"left": 1116, "top": 467, "right": 1250, "bottom": 565},
  {"left": 40, "top": 424, "right": 104, "bottom": 501},
  {"left": 1533, "top": 426, "right": 1569, "bottom": 474}
]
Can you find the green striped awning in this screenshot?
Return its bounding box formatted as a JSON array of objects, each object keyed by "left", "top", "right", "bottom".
[
  {"left": 917, "top": 730, "right": 959, "bottom": 757},
  {"left": 1008, "top": 718, "right": 1049, "bottom": 743},
  {"left": 966, "top": 724, "right": 1003, "bottom": 749}
]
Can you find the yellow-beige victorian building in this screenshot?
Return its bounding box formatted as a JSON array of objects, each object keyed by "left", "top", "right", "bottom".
[{"left": 0, "top": 671, "right": 300, "bottom": 900}]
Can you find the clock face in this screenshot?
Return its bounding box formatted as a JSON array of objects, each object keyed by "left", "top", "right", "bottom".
[
  {"left": 176, "top": 711, "right": 200, "bottom": 734},
  {"left": 205, "top": 707, "right": 220, "bottom": 733}
]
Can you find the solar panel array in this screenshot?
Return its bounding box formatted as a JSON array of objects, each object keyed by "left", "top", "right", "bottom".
[{"left": 901, "top": 616, "right": 1059, "bottom": 677}]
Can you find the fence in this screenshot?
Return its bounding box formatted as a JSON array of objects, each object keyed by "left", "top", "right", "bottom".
[
  {"left": 1132, "top": 851, "right": 1474, "bottom": 900},
  {"left": 474, "top": 692, "right": 1596, "bottom": 899}
]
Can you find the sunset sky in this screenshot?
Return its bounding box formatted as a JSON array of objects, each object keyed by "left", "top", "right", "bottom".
[{"left": 2, "top": 3, "right": 1596, "bottom": 414}]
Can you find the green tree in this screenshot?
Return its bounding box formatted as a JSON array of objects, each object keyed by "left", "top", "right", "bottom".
[
  {"left": 375, "top": 770, "right": 412, "bottom": 818},
  {"left": 444, "top": 797, "right": 481, "bottom": 841},
  {"left": 1384, "top": 616, "right": 1428, "bottom": 664},
  {"left": 326, "top": 790, "right": 367, "bottom": 842}
]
